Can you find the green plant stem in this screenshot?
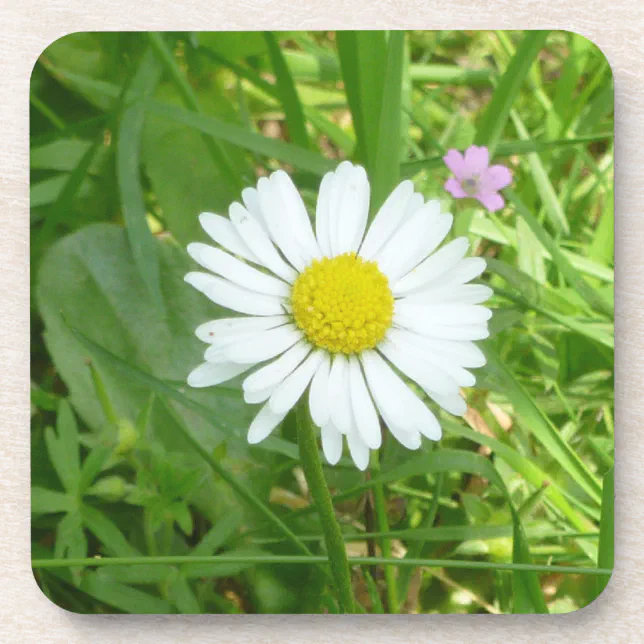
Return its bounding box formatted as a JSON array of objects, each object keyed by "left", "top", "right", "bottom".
[
  {"left": 31, "top": 555, "right": 613, "bottom": 576},
  {"left": 295, "top": 399, "right": 355, "bottom": 613},
  {"left": 370, "top": 451, "right": 399, "bottom": 613}
]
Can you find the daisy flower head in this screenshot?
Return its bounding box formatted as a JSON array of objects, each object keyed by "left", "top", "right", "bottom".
[
  {"left": 185, "top": 162, "right": 492, "bottom": 470},
  {"left": 443, "top": 145, "right": 512, "bottom": 212}
]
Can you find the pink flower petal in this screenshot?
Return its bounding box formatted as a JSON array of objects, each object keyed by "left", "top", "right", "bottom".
[
  {"left": 464, "top": 145, "right": 490, "bottom": 175},
  {"left": 443, "top": 149, "right": 467, "bottom": 180},
  {"left": 444, "top": 178, "right": 467, "bottom": 199},
  {"left": 476, "top": 191, "right": 505, "bottom": 213},
  {"left": 482, "top": 164, "right": 513, "bottom": 191}
]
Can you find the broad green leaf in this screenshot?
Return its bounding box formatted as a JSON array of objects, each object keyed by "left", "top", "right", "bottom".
[{"left": 36, "top": 223, "right": 257, "bottom": 462}]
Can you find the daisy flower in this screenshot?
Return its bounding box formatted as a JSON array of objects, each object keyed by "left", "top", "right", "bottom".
[
  {"left": 185, "top": 162, "right": 492, "bottom": 470},
  {"left": 443, "top": 145, "right": 512, "bottom": 212}
]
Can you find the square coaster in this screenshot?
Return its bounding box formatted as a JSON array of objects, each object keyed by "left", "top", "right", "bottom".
[{"left": 30, "top": 29, "right": 614, "bottom": 615}]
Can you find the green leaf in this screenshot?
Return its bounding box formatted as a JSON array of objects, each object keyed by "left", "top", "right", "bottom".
[
  {"left": 81, "top": 504, "right": 138, "bottom": 557},
  {"left": 263, "top": 32, "right": 309, "bottom": 149},
  {"left": 36, "top": 223, "right": 253, "bottom": 454},
  {"left": 475, "top": 31, "right": 550, "bottom": 155},
  {"left": 147, "top": 32, "right": 242, "bottom": 196},
  {"left": 116, "top": 48, "right": 164, "bottom": 310},
  {"left": 44, "top": 401, "right": 81, "bottom": 493},
  {"left": 143, "top": 99, "right": 334, "bottom": 177},
  {"left": 81, "top": 570, "right": 173, "bottom": 613},
  {"left": 31, "top": 487, "right": 73, "bottom": 515}
]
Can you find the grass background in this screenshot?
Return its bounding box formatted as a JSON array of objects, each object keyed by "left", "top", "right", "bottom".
[{"left": 30, "top": 30, "right": 614, "bottom": 614}]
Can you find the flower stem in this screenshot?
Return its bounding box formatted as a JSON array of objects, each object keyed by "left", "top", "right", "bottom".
[
  {"left": 295, "top": 400, "right": 355, "bottom": 613},
  {"left": 370, "top": 450, "right": 399, "bottom": 613}
]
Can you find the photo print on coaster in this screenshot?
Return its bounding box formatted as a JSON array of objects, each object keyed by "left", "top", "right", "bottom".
[{"left": 30, "top": 29, "right": 614, "bottom": 615}]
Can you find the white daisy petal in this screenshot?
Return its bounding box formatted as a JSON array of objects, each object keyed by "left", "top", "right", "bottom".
[
  {"left": 328, "top": 354, "right": 352, "bottom": 434},
  {"left": 404, "top": 283, "right": 493, "bottom": 306},
  {"left": 346, "top": 429, "right": 370, "bottom": 471},
  {"left": 383, "top": 329, "right": 476, "bottom": 393},
  {"left": 185, "top": 272, "right": 286, "bottom": 316},
  {"left": 378, "top": 340, "right": 459, "bottom": 396},
  {"left": 393, "top": 237, "right": 470, "bottom": 296},
  {"left": 321, "top": 422, "right": 343, "bottom": 465},
  {"left": 241, "top": 187, "right": 269, "bottom": 232},
  {"left": 187, "top": 243, "right": 290, "bottom": 297},
  {"left": 247, "top": 403, "right": 288, "bottom": 444},
  {"left": 187, "top": 361, "right": 251, "bottom": 388},
  {"left": 198, "top": 212, "right": 259, "bottom": 264},
  {"left": 243, "top": 340, "right": 310, "bottom": 393},
  {"left": 405, "top": 192, "right": 425, "bottom": 218},
  {"left": 424, "top": 257, "right": 487, "bottom": 289},
  {"left": 269, "top": 351, "right": 325, "bottom": 414},
  {"left": 327, "top": 161, "right": 355, "bottom": 256},
  {"left": 228, "top": 202, "right": 298, "bottom": 283},
  {"left": 375, "top": 207, "right": 452, "bottom": 282},
  {"left": 359, "top": 180, "right": 414, "bottom": 260},
  {"left": 309, "top": 353, "right": 331, "bottom": 428},
  {"left": 333, "top": 165, "right": 370, "bottom": 255},
  {"left": 256, "top": 176, "right": 308, "bottom": 271},
  {"left": 394, "top": 301, "right": 493, "bottom": 326},
  {"left": 244, "top": 386, "right": 275, "bottom": 404},
  {"left": 315, "top": 172, "right": 334, "bottom": 257},
  {"left": 393, "top": 310, "right": 490, "bottom": 341},
  {"left": 196, "top": 316, "right": 288, "bottom": 343},
  {"left": 223, "top": 324, "right": 302, "bottom": 364},
  {"left": 390, "top": 329, "right": 487, "bottom": 368},
  {"left": 271, "top": 170, "right": 321, "bottom": 261},
  {"left": 347, "top": 356, "right": 382, "bottom": 449},
  {"left": 427, "top": 391, "right": 467, "bottom": 416},
  {"left": 360, "top": 350, "right": 433, "bottom": 447}
]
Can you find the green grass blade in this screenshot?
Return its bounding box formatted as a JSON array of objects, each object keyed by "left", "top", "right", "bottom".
[
  {"left": 595, "top": 466, "right": 614, "bottom": 596},
  {"left": 336, "top": 31, "right": 367, "bottom": 162},
  {"left": 510, "top": 110, "right": 570, "bottom": 235},
  {"left": 32, "top": 554, "right": 613, "bottom": 577},
  {"left": 143, "top": 99, "right": 334, "bottom": 176},
  {"left": 401, "top": 131, "right": 612, "bottom": 177},
  {"left": 475, "top": 31, "right": 550, "bottom": 156},
  {"left": 483, "top": 347, "right": 603, "bottom": 504},
  {"left": 371, "top": 30, "right": 405, "bottom": 214},
  {"left": 147, "top": 32, "right": 242, "bottom": 196},
  {"left": 116, "top": 48, "right": 164, "bottom": 311},
  {"left": 264, "top": 32, "right": 310, "bottom": 149},
  {"left": 505, "top": 187, "right": 614, "bottom": 317}
]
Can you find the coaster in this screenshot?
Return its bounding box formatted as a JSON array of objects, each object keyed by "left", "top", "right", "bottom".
[{"left": 30, "top": 29, "right": 614, "bottom": 615}]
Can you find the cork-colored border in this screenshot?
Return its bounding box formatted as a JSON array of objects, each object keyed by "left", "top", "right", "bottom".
[{"left": 1, "top": 2, "right": 636, "bottom": 640}]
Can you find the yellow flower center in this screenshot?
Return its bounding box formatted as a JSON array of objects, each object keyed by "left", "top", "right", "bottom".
[{"left": 291, "top": 252, "right": 394, "bottom": 354}]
